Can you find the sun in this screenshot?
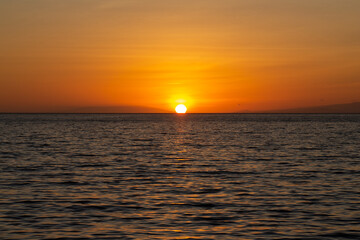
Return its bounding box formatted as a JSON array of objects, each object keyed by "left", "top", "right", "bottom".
[{"left": 175, "top": 104, "right": 187, "bottom": 114}]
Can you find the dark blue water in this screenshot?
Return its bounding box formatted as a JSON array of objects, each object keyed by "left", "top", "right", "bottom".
[{"left": 0, "top": 114, "right": 359, "bottom": 239}]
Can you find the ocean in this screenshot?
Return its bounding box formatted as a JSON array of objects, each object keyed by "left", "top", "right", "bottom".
[{"left": 0, "top": 113, "right": 359, "bottom": 239}]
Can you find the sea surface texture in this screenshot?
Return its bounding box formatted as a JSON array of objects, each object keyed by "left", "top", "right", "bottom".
[{"left": 0, "top": 114, "right": 359, "bottom": 240}]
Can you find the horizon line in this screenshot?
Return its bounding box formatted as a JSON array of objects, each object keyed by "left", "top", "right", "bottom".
[{"left": 1, "top": 112, "right": 359, "bottom": 115}]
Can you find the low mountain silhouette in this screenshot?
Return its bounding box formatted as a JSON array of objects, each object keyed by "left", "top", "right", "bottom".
[
  {"left": 263, "top": 102, "right": 360, "bottom": 114},
  {"left": 71, "top": 105, "right": 170, "bottom": 113}
]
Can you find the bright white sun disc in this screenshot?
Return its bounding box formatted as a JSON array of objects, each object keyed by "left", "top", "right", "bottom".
[{"left": 175, "top": 104, "right": 187, "bottom": 113}]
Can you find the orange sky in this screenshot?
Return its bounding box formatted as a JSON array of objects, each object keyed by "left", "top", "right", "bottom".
[{"left": 1, "top": 0, "right": 360, "bottom": 113}]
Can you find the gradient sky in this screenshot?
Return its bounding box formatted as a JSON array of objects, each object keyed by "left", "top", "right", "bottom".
[{"left": 1, "top": 0, "right": 359, "bottom": 113}]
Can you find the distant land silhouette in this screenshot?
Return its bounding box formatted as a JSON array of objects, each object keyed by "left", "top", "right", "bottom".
[
  {"left": 258, "top": 102, "right": 360, "bottom": 114},
  {"left": 71, "top": 105, "right": 170, "bottom": 113}
]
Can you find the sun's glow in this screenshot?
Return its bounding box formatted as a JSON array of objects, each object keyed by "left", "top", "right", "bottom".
[{"left": 175, "top": 104, "right": 187, "bottom": 114}]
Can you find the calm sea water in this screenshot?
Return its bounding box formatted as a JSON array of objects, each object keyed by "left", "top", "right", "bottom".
[{"left": 0, "top": 114, "right": 359, "bottom": 239}]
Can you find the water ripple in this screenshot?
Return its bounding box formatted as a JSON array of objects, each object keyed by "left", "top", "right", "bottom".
[{"left": 0, "top": 113, "right": 359, "bottom": 239}]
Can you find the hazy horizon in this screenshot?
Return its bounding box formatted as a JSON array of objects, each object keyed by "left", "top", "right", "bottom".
[{"left": 0, "top": 101, "right": 359, "bottom": 114}]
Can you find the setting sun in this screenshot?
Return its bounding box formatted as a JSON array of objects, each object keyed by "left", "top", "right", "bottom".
[{"left": 175, "top": 104, "right": 187, "bottom": 114}]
